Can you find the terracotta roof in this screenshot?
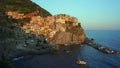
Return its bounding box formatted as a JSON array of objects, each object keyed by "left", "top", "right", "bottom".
[{"left": 26, "top": 13, "right": 35, "bottom": 18}]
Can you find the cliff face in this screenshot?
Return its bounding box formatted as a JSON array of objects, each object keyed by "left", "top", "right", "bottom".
[
  {"left": 50, "top": 31, "right": 85, "bottom": 45},
  {"left": 0, "top": 0, "right": 85, "bottom": 45},
  {"left": 20, "top": 14, "right": 86, "bottom": 45},
  {"left": 0, "top": 0, "right": 85, "bottom": 59},
  {"left": 51, "top": 32, "right": 73, "bottom": 45}
]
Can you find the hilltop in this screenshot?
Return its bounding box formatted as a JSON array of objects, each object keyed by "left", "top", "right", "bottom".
[{"left": 0, "top": 0, "right": 51, "bottom": 17}]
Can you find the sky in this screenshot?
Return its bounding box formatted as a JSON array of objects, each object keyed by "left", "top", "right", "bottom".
[{"left": 31, "top": 0, "right": 120, "bottom": 30}]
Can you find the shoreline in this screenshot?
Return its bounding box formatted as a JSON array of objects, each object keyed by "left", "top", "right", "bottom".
[
  {"left": 11, "top": 44, "right": 85, "bottom": 68},
  {"left": 85, "top": 38, "right": 118, "bottom": 54}
]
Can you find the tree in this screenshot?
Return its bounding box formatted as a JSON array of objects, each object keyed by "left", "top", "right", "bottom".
[{"left": 78, "top": 23, "right": 81, "bottom": 27}]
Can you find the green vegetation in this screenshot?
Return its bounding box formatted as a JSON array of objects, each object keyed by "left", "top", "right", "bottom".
[
  {"left": 0, "top": 0, "right": 52, "bottom": 27},
  {"left": 65, "top": 21, "right": 73, "bottom": 25},
  {"left": 0, "top": 0, "right": 51, "bottom": 16},
  {"left": 17, "top": 18, "right": 31, "bottom": 25},
  {"left": 0, "top": 60, "right": 13, "bottom": 68},
  {"left": 74, "top": 23, "right": 81, "bottom": 28},
  {"left": 78, "top": 23, "right": 81, "bottom": 27},
  {"left": 0, "top": 9, "right": 17, "bottom": 26},
  {"left": 0, "top": 28, "right": 15, "bottom": 40}
]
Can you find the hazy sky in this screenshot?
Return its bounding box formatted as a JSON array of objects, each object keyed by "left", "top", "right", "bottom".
[{"left": 31, "top": 0, "right": 120, "bottom": 30}]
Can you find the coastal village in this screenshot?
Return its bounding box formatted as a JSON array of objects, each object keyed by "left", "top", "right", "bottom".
[
  {"left": 6, "top": 11, "right": 80, "bottom": 40},
  {"left": 0, "top": 1, "right": 119, "bottom": 67},
  {"left": 5, "top": 11, "right": 117, "bottom": 54}
]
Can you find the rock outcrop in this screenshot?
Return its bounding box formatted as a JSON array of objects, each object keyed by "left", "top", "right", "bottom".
[
  {"left": 20, "top": 14, "right": 86, "bottom": 45},
  {"left": 50, "top": 29, "right": 85, "bottom": 45},
  {"left": 0, "top": 0, "right": 86, "bottom": 59}
]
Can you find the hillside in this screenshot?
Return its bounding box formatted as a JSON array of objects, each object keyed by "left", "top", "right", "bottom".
[
  {"left": 0, "top": 0, "right": 86, "bottom": 60},
  {"left": 0, "top": 0, "right": 51, "bottom": 17}
]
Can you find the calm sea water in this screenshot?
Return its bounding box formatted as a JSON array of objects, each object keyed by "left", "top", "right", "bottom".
[
  {"left": 12, "top": 30, "right": 120, "bottom": 68},
  {"left": 78, "top": 30, "right": 120, "bottom": 68}
]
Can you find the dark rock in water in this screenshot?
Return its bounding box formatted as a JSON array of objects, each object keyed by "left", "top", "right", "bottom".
[
  {"left": 85, "top": 38, "right": 118, "bottom": 54},
  {"left": 52, "top": 44, "right": 81, "bottom": 55},
  {"left": 87, "top": 42, "right": 118, "bottom": 54},
  {"left": 98, "top": 46, "right": 118, "bottom": 54}
]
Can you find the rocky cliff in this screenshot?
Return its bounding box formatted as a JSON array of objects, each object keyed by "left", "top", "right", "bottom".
[
  {"left": 20, "top": 14, "right": 86, "bottom": 45},
  {"left": 0, "top": 0, "right": 85, "bottom": 59}
]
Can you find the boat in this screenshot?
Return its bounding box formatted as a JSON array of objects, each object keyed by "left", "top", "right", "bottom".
[{"left": 76, "top": 60, "right": 87, "bottom": 65}]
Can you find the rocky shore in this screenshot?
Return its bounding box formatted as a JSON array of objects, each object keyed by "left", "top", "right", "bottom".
[
  {"left": 0, "top": 0, "right": 85, "bottom": 60},
  {"left": 85, "top": 38, "right": 118, "bottom": 54},
  {"left": 11, "top": 44, "right": 84, "bottom": 68},
  {"left": 1, "top": 0, "right": 119, "bottom": 68}
]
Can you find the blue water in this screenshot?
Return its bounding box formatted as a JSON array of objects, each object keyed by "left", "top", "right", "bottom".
[
  {"left": 12, "top": 30, "right": 120, "bottom": 68},
  {"left": 78, "top": 30, "right": 120, "bottom": 68}
]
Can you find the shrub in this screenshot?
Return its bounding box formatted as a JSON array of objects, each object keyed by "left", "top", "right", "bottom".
[
  {"left": 0, "top": 60, "right": 13, "bottom": 68},
  {"left": 0, "top": 28, "right": 15, "bottom": 40},
  {"left": 65, "top": 21, "right": 73, "bottom": 25}
]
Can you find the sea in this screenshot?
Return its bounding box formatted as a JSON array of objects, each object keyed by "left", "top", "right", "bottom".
[
  {"left": 12, "top": 30, "right": 120, "bottom": 68},
  {"left": 79, "top": 30, "right": 120, "bottom": 68}
]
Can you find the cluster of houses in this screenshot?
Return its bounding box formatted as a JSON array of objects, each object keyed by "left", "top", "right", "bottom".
[
  {"left": 6, "top": 11, "right": 25, "bottom": 19},
  {"left": 6, "top": 11, "right": 80, "bottom": 40}
]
